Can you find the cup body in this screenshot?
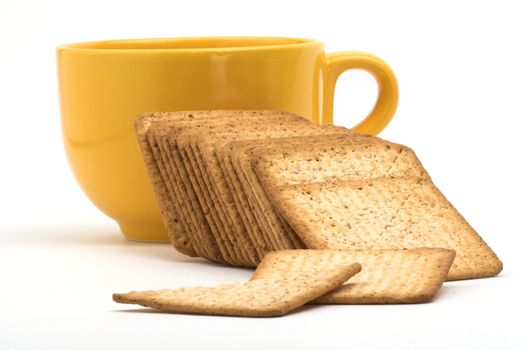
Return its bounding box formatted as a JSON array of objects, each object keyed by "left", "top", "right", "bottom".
[{"left": 57, "top": 37, "right": 326, "bottom": 241}]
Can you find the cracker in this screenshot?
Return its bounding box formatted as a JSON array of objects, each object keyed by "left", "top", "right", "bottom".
[
  {"left": 149, "top": 121, "right": 225, "bottom": 263},
  {"left": 231, "top": 134, "right": 383, "bottom": 256},
  {"left": 182, "top": 113, "right": 312, "bottom": 265},
  {"left": 137, "top": 111, "right": 263, "bottom": 260},
  {"left": 135, "top": 112, "right": 204, "bottom": 256},
  {"left": 153, "top": 115, "right": 276, "bottom": 266},
  {"left": 166, "top": 125, "right": 240, "bottom": 265},
  {"left": 226, "top": 135, "right": 420, "bottom": 261},
  {"left": 192, "top": 122, "right": 329, "bottom": 261},
  {"left": 147, "top": 129, "right": 209, "bottom": 259},
  {"left": 113, "top": 250, "right": 362, "bottom": 317},
  {"left": 198, "top": 125, "right": 356, "bottom": 258},
  {"left": 150, "top": 111, "right": 313, "bottom": 265},
  {"left": 252, "top": 248, "right": 455, "bottom": 303},
  {"left": 145, "top": 110, "right": 295, "bottom": 265},
  {"left": 251, "top": 139, "right": 426, "bottom": 189},
  {"left": 268, "top": 177, "right": 503, "bottom": 280}
]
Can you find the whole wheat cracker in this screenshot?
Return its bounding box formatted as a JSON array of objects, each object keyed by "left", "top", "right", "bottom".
[
  {"left": 219, "top": 147, "right": 272, "bottom": 258},
  {"left": 231, "top": 133, "right": 383, "bottom": 257},
  {"left": 135, "top": 111, "right": 230, "bottom": 256},
  {"left": 113, "top": 250, "right": 362, "bottom": 317},
  {"left": 228, "top": 133, "right": 381, "bottom": 245},
  {"left": 148, "top": 130, "right": 211, "bottom": 260},
  {"left": 267, "top": 177, "right": 503, "bottom": 280},
  {"left": 195, "top": 124, "right": 360, "bottom": 257},
  {"left": 192, "top": 122, "right": 327, "bottom": 259},
  {"left": 225, "top": 134, "right": 359, "bottom": 254},
  {"left": 186, "top": 139, "right": 258, "bottom": 264},
  {"left": 251, "top": 139, "right": 426, "bottom": 189},
  {"left": 147, "top": 111, "right": 297, "bottom": 265},
  {"left": 154, "top": 114, "right": 287, "bottom": 266},
  {"left": 138, "top": 111, "right": 272, "bottom": 261},
  {"left": 154, "top": 111, "right": 313, "bottom": 265},
  {"left": 167, "top": 127, "right": 241, "bottom": 265},
  {"left": 252, "top": 248, "right": 455, "bottom": 304},
  {"left": 228, "top": 135, "right": 425, "bottom": 262},
  {"left": 149, "top": 122, "right": 227, "bottom": 263},
  {"left": 246, "top": 138, "right": 423, "bottom": 254},
  {"left": 183, "top": 113, "right": 312, "bottom": 264}
]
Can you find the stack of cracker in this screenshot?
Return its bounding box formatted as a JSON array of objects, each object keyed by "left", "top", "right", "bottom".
[{"left": 136, "top": 110, "right": 502, "bottom": 281}]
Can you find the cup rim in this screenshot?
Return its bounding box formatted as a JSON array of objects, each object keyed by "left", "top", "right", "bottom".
[{"left": 57, "top": 36, "right": 323, "bottom": 53}]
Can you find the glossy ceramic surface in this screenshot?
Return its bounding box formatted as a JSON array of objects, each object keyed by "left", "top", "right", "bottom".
[{"left": 57, "top": 37, "right": 398, "bottom": 241}]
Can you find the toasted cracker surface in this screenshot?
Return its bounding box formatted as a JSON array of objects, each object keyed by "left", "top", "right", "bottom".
[
  {"left": 113, "top": 250, "right": 361, "bottom": 317},
  {"left": 253, "top": 248, "right": 455, "bottom": 303},
  {"left": 268, "top": 177, "right": 502, "bottom": 280},
  {"left": 190, "top": 116, "right": 313, "bottom": 264},
  {"left": 145, "top": 111, "right": 310, "bottom": 266}
]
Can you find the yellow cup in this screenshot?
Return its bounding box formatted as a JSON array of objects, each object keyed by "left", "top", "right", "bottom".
[{"left": 57, "top": 37, "right": 398, "bottom": 242}]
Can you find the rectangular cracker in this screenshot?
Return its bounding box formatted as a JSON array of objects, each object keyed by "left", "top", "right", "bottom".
[
  {"left": 135, "top": 112, "right": 216, "bottom": 256},
  {"left": 149, "top": 121, "right": 227, "bottom": 264},
  {"left": 186, "top": 113, "right": 314, "bottom": 266},
  {"left": 225, "top": 135, "right": 424, "bottom": 263},
  {"left": 230, "top": 133, "right": 383, "bottom": 258},
  {"left": 153, "top": 115, "right": 279, "bottom": 266},
  {"left": 252, "top": 248, "right": 455, "bottom": 304},
  {"left": 147, "top": 128, "right": 208, "bottom": 259},
  {"left": 224, "top": 134, "right": 358, "bottom": 257},
  {"left": 170, "top": 111, "right": 314, "bottom": 266},
  {"left": 195, "top": 125, "right": 358, "bottom": 259},
  {"left": 145, "top": 110, "right": 299, "bottom": 265},
  {"left": 267, "top": 177, "right": 503, "bottom": 280},
  {"left": 251, "top": 138, "right": 427, "bottom": 189},
  {"left": 137, "top": 111, "right": 269, "bottom": 261},
  {"left": 150, "top": 111, "right": 313, "bottom": 266},
  {"left": 113, "top": 250, "right": 361, "bottom": 317},
  {"left": 164, "top": 124, "right": 241, "bottom": 265}
]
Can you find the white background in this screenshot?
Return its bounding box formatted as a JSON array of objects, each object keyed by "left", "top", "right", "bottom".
[{"left": 1, "top": 0, "right": 525, "bottom": 349}]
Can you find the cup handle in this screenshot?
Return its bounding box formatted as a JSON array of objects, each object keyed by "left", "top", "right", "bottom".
[{"left": 322, "top": 51, "right": 399, "bottom": 135}]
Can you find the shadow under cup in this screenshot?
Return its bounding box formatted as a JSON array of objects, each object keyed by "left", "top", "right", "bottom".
[{"left": 56, "top": 37, "right": 398, "bottom": 242}]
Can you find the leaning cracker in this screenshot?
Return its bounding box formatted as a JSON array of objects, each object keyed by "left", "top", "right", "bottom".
[
  {"left": 113, "top": 250, "right": 362, "bottom": 317},
  {"left": 193, "top": 122, "right": 329, "bottom": 261},
  {"left": 136, "top": 111, "right": 262, "bottom": 258},
  {"left": 268, "top": 177, "right": 503, "bottom": 280},
  {"left": 168, "top": 111, "right": 314, "bottom": 266},
  {"left": 229, "top": 135, "right": 424, "bottom": 261},
  {"left": 252, "top": 248, "right": 455, "bottom": 303},
  {"left": 153, "top": 111, "right": 313, "bottom": 265},
  {"left": 146, "top": 111, "right": 295, "bottom": 265},
  {"left": 232, "top": 133, "right": 383, "bottom": 256},
  {"left": 204, "top": 125, "right": 362, "bottom": 257},
  {"left": 150, "top": 111, "right": 303, "bottom": 265},
  {"left": 251, "top": 138, "right": 427, "bottom": 189},
  {"left": 188, "top": 115, "right": 312, "bottom": 264},
  {"left": 135, "top": 112, "right": 207, "bottom": 256},
  {"left": 149, "top": 121, "right": 226, "bottom": 263}
]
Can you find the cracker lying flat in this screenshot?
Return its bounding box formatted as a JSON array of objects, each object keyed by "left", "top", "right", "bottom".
[
  {"left": 113, "top": 250, "right": 361, "bottom": 317},
  {"left": 252, "top": 248, "right": 455, "bottom": 303},
  {"left": 268, "top": 177, "right": 502, "bottom": 280}
]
